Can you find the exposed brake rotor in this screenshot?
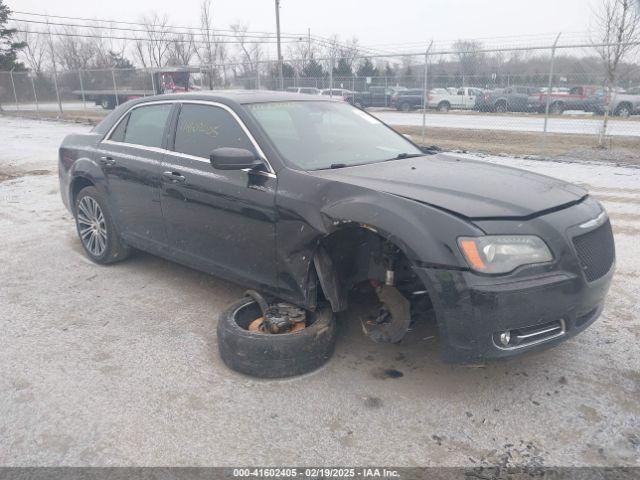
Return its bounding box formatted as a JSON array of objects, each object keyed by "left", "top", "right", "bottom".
[
  {"left": 362, "top": 283, "right": 411, "bottom": 343},
  {"left": 244, "top": 290, "right": 307, "bottom": 334}
]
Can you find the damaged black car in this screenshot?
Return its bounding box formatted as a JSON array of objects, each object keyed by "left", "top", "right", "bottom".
[{"left": 58, "top": 91, "right": 615, "bottom": 365}]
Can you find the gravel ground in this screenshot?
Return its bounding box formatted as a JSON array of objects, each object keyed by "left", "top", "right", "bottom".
[{"left": 0, "top": 117, "right": 638, "bottom": 467}]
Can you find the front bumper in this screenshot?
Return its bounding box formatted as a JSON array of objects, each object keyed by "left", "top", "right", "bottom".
[
  {"left": 415, "top": 265, "right": 613, "bottom": 363},
  {"left": 413, "top": 198, "right": 615, "bottom": 363}
]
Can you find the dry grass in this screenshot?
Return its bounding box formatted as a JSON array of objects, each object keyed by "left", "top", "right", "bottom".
[{"left": 395, "top": 125, "right": 640, "bottom": 164}]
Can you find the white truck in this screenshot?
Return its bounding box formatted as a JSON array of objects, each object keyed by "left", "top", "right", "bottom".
[{"left": 427, "top": 87, "right": 484, "bottom": 112}]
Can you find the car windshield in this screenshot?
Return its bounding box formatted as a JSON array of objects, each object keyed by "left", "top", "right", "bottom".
[{"left": 246, "top": 101, "right": 422, "bottom": 170}]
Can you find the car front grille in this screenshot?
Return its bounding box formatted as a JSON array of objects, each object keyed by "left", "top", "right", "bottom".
[{"left": 572, "top": 219, "right": 615, "bottom": 282}]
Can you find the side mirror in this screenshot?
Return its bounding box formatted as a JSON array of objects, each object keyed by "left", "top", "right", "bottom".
[{"left": 210, "top": 147, "right": 263, "bottom": 171}]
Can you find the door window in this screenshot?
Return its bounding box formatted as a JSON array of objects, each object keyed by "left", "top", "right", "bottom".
[
  {"left": 123, "top": 104, "right": 173, "bottom": 148},
  {"left": 174, "top": 104, "right": 254, "bottom": 159}
]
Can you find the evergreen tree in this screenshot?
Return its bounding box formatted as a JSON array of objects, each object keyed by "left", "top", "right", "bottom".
[
  {"left": 0, "top": 0, "right": 26, "bottom": 70},
  {"left": 302, "top": 57, "right": 324, "bottom": 78},
  {"left": 333, "top": 58, "right": 352, "bottom": 77},
  {"left": 357, "top": 58, "right": 377, "bottom": 77}
]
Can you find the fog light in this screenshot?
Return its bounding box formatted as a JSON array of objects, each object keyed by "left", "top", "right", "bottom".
[{"left": 499, "top": 330, "right": 511, "bottom": 346}]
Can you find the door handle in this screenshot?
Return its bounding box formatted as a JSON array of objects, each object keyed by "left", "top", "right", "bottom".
[
  {"left": 99, "top": 156, "right": 116, "bottom": 166},
  {"left": 162, "top": 171, "right": 186, "bottom": 183}
]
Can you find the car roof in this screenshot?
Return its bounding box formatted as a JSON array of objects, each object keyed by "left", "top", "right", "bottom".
[{"left": 137, "top": 90, "right": 332, "bottom": 105}]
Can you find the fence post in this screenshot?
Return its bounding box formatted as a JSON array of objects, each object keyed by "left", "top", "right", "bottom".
[
  {"left": 385, "top": 76, "right": 388, "bottom": 107},
  {"left": 150, "top": 69, "right": 156, "bottom": 96},
  {"left": 9, "top": 68, "right": 19, "bottom": 112},
  {"left": 111, "top": 69, "right": 120, "bottom": 106},
  {"left": 30, "top": 74, "right": 39, "bottom": 118},
  {"left": 421, "top": 41, "right": 434, "bottom": 145},
  {"left": 78, "top": 70, "right": 87, "bottom": 110},
  {"left": 543, "top": 32, "right": 562, "bottom": 146},
  {"left": 329, "top": 55, "right": 334, "bottom": 98}
]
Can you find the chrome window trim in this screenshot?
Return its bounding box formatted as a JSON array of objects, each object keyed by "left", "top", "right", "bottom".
[{"left": 101, "top": 99, "right": 276, "bottom": 176}]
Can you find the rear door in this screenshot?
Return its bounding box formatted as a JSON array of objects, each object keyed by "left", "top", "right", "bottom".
[
  {"left": 99, "top": 102, "right": 174, "bottom": 248},
  {"left": 160, "top": 102, "right": 278, "bottom": 289}
]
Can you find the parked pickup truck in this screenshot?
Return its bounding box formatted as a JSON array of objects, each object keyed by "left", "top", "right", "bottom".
[
  {"left": 475, "top": 86, "right": 542, "bottom": 113},
  {"left": 607, "top": 87, "right": 640, "bottom": 117},
  {"left": 534, "top": 85, "right": 606, "bottom": 114},
  {"left": 72, "top": 67, "right": 199, "bottom": 109},
  {"left": 427, "top": 87, "right": 484, "bottom": 112}
]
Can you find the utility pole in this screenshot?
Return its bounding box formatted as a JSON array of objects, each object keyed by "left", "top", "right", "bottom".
[{"left": 275, "top": 0, "right": 284, "bottom": 90}]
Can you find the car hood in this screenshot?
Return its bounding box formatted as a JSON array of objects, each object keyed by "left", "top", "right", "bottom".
[{"left": 309, "top": 154, "right": 588, "bottom": 219}]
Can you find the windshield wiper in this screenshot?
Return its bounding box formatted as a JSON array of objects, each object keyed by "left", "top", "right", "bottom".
[{"left": 391, "top": 152, "right": 424, "bottom": 160}]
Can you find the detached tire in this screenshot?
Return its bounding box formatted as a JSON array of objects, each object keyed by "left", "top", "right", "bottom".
[{"left": 217, "top": 298, "right": 336, "bottom": 378}]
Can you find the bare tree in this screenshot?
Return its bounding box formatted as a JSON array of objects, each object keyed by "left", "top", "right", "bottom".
[
  {"left": 167, "top": 31, "right": 197, "bottom": 66},
  {"left": 230, "top": 22, "right": 263, "bottom": 83},
  {"left": 593, "top": 0, "right": 640, "bottom": 146},
  {"left": 197, "top": 0, "right": 223, "bottom": 88},
  {"left": 15, "top": 23, "right": 47, "bottom": 74},
  {"left": 287, "top": 36, "right": 317, "bottom": 77},
  {"left": 453, "top": 40, "right": 485, "bottom": 86},
  {"left": 56, "top": 27, "right": 97, "bottom": 70},
  {"left": 133, "top": 12, "right": 172, "bottom": 68}
]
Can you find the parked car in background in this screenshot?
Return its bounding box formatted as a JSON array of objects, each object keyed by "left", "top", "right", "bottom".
[
  {"left": 319, "top": 88, "right": 352, "bottom": 100},
  {"left": 390, "top": 89, "right": 425, "bottom": 111},
  {"left": 428, "top": 87, "right": 484, "bottom": 112},
  {"left": 475, "top": 86, "right": 541, "bottom": 113},
  {"left": 535, "top": 85, "right": 606, "bottom": 114},
  {"left": 285, "top": 87, "right": 320, "bottom": 95},
  {"left": 607, "top": 87, "right": 640, "bottom": 117},
  {"left": 346, "top": 86, "right": 409, "bottom": 108}
]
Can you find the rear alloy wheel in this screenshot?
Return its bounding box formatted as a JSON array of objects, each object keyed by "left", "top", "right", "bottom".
[
  {"left": 400, "top": 102, "right": 411, "bottom": 112},
  {"left": 217, "top": 296, "right": 337, "bottom": 378},
  {"left": 550, "top": 102, "right": 564, "bottom": 115},
  {"left": 437, "top": 101, "right": 450, "bottom": 112},
  {"left": 616, "top": 104, "right": 631, "bottom": 118},
  {"left": 74, "top": 186, "right": 130, "bottom": 264},
  {"left": 494, "top": 101, "right": 507, "bottom": 113},
  {"left": 100, "top": 97, "right": 115, "bottom": 110}
]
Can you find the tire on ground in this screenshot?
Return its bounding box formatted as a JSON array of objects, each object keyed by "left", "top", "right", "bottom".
[
  {"left": 217, "top": 297, "right": 337, "bottom": 378},
  {"left": 74, "top": 186, "right": 131, "bottom": 264}
]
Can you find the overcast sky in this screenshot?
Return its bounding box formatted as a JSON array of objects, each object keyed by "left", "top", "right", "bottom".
[{"left": 10, "top": 0, "right": 601, "bottom": 52}]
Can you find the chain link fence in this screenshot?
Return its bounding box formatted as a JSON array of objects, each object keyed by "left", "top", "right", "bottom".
[{"left": 1, "top": 38, "right": 639, "bottom": 160}]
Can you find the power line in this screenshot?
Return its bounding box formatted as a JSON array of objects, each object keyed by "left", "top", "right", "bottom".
[
  {"left": 10, "top": 16, "right": 307, "bottom": 41},
  {"left": 11, "top": 9, "right": 391, "bottom": 57},
  {"left": 11, "top": 10, "right": 308, "bottom": 39},
  {"left": 12, "top": 28, "right": 307, "bottom": 46}
]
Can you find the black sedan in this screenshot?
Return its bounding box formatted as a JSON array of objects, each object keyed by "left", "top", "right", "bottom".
[{"left": 58, "top": 91, "right": 615, "bottom": 363}]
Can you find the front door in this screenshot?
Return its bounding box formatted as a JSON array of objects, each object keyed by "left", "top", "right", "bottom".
[
  {"left": 98, "top": 102, "right": 174, "bottom": 248},
  {"left": 160, "top": 102, "right": 277, "bottom": 290}
]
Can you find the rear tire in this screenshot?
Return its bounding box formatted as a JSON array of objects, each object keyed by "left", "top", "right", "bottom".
[
  {"left": 550, "top": 102, "right": 564, "bottom": 115},
  {"left": 400, "top": 102, "right": 411, "bottom": 112},
  {"left": 494, "top": 101, "right": 507, "bottom": 113},
  {"left": 217, "top": 298, "right": 337, "bottom": 378},
  {"left": 437, "top": 101, "right": 450, "bottom": 112},
  {"left": 615, "top": 103, "right": 632, "bottom": 118},
  {"left": 74, "top": 186, "right": 130, "bottom": 264},
  {"left": 101, "top": 97, "right": 116, "bottom": 110}
]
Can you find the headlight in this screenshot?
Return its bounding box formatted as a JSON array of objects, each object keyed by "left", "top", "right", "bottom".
[{"left": 458, "top": 235, "right": 553, "bottom": 274}]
